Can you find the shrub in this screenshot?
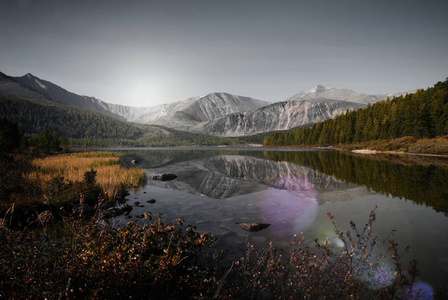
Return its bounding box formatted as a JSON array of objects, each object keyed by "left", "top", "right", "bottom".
[
  {"left": 215, "top": 208, "right": 422, "bottom": 299},
  {"left": 0, "top": 213, "right": 216, "bottom": 299}
]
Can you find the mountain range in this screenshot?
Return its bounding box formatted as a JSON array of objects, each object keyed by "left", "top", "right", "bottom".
[{"left": 0, "top": 71, "right": 412, "bottom": 137}]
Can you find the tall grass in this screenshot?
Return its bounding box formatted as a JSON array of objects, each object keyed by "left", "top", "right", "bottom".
[{"left": 26, "top": 151, "right": 146, "bottom": 197}]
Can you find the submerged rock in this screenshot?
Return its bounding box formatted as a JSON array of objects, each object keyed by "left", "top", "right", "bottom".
[
  {"left": 152, "top": 173, "right": 177, "bottom": 181},
  {"left": 147, "top": 199, "right": 156, "bottom": 204},
  {"left": 235, "top": 222, "right": 271, "bottom": 232}
]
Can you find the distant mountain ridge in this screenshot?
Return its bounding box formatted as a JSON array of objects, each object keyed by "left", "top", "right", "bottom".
[
  {"left": 0, "top": 71, "right": 411, "bottom": 137},
  {"left": 287, "top": 84, "right": 412, "bottom": 104}
]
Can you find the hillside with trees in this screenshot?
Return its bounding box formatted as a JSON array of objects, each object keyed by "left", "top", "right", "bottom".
[
  {"left": 264, "top": 79, "right": 448, "bottom": 147},
  {"left": 0, "top": 96, "right": 145, "bottom": 139},
  {"left": 0, "top": 96, "right": 240, "bottom": 147}
]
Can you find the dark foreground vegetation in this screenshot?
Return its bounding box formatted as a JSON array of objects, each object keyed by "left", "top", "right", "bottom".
[
  {"left": 1, "top": 120, "right": 445, "bottom": 299},
  {"left": 1, "top": 206, "right": 433, "bottom": 299},
  {"left": 264, "top": 78, "right": 448, "bottom": 154}
]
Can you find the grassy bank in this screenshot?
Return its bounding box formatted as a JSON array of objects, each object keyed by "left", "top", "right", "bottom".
[
  {"left": 26, "top": 151, "right": 146, "bottom": 197},
  {"left": 0, "top": 151, "right": 146, "bottom": 223}
]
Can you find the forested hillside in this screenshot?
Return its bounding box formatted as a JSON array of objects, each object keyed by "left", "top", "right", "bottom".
[
  {"left": 0, "top": 96, "right": 145, "bottom": 139},
  {"left": 264, "top": 79, "right": 448, "bottom": 146},
  {"left": 0, "top": 96, "right": 240, "bottom": 146}
]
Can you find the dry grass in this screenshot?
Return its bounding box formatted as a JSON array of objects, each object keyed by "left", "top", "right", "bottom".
[
  {"left": 26, "top": 151, "right": 146, "bottom": 197},
  {"left": 339, "top": 136, "right": 448, "bottom": 155}
]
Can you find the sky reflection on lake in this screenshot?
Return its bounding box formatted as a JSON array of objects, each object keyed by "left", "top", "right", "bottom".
[{"left": 261, "top": 176, "right": 319, "bottom": 237}]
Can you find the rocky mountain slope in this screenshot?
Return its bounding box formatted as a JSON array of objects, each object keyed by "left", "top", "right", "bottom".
[
  {"left": 9, "top": 73, "right": 125, "bottom": 119},
  {"left": 193, "top": 98, "right": 364, "bottom": 136},
  {"left": 0, "top": 72, "right": 49, "bottom": 103},
  {"left": 117, "top": 92, "right": 269, "bottom": 129}
]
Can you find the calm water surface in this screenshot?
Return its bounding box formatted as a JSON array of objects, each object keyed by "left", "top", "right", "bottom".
[{"left": 113, "top": 147, "right": 448, "bottom": 290}]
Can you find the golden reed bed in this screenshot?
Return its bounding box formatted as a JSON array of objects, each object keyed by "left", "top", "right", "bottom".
[{"left": 27, "top": 151, "right": 146, "bottom": 197}]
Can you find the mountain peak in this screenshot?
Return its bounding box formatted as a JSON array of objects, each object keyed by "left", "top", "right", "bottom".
[
  {"left": 287, "top": 85, "right": 382, "bottom": 104},
  {"left": 314, "top": 85, "right": 326, "bottom": 93}
]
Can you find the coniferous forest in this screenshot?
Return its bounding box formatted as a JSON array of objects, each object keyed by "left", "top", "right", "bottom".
[
  {"left": 264, "top": 79, "right": 448, "bottom": 147},
  {"left": 0, "top": 96, "right": 242, "bottom": 147}
]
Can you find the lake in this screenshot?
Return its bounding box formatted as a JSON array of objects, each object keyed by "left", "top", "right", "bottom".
[{"left": 113, "top": 147, "right": 448, "bottom": 290}]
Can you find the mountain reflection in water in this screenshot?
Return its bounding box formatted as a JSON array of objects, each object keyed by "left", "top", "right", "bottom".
[
  {"left": 265, "top": 150, "right": 448, "bottom": 214},
  {"left": 144, "top": 154, "right": 364, "bottom": 204}
]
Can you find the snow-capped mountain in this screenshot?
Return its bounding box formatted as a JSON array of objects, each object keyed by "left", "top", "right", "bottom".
[
  {"left": 288, "top": 84, "right": 410, "bottom": 104},
  {"left": 115, "top": 92, "right": 269, "bottom": 128},
  {"left": 192, "top": 98, "right": 364, "bottom": 137}
]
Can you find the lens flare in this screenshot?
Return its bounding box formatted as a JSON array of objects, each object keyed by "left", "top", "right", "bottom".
[
  {"left": 328, "top": 233, "right": 345, "bottom": 247},
  {"left": 261, "top": 176, "right": 319, "bottom": 237},
  {"left": 371, "top": 265, "right": 395, "bottom": 288},
  {"left": 403, "top": 282, "right": 434, "bottom": 300}
]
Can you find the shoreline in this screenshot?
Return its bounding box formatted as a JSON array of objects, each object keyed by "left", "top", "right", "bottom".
[
  {"left": 348, "top": 148, "right": 448, "bottom": 158},
  {"left": 73, "top": 141, "right": 448, "bottom": 158}
]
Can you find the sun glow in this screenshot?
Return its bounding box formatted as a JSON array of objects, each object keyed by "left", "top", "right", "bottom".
[{"left": 128, "top": 79, "right": 159, "bottom": 107}]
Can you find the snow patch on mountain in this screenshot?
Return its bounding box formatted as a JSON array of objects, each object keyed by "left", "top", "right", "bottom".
[{"left": 34, "top": 79, "right": 47, "bottom": 90}]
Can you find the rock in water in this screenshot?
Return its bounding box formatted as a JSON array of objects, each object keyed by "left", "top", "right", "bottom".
[
  {"left": 236, "top": 222, "right": 271, "bottom": 232},
  {"left": 101, "top": 204, "right": 133, "bottom": 219},
  {"left": 152, "top": 173, "right": 177, "bottom": 181}
]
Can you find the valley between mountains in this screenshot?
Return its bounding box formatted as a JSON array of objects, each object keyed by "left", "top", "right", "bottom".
[{"left": 0, "top": 71, "right": 412, "bottom": 142}]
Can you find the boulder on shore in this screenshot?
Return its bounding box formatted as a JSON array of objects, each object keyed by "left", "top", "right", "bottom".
[{"left": 152, "top": 173, "right": 177, "bottom": 181}]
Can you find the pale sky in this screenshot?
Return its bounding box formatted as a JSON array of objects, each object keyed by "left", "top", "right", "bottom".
[{"left": 1, "top": 0, "right": 447, "bottom": 107}]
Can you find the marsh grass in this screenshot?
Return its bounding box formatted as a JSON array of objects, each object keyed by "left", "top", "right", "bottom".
[{"left": 26, "top": 151, "right": 146, "bottom": 197}]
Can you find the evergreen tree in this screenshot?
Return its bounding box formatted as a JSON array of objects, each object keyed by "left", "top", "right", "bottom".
[
  {"left": 0, "top": 118, "right": 22, "bottom": 154},
  {"left": 264, "top": 78, "right": 448, "bottom": 147}
]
